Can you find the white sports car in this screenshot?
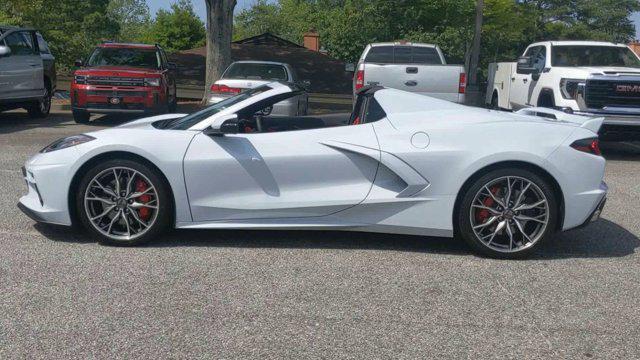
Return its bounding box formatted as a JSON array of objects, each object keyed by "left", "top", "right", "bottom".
[{"left": 18, "top": 82, "right": 607, "bottom": 258}]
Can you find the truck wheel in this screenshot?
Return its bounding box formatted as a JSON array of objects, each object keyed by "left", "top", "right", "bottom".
[
  {"left": 168, "top": 89, "right": 177, "bottom": 113},
  {"left": 490, "top": 91, "right": 499, "bottom": 110},
  {"left": 27, "top": 85, "right": 52, "bottom": 118},
  {"left": 537, "top": 92, "right": 555, "bottom": 108},
  {"left": 73, "top": 110, "right": 90, "bottom": 124}
]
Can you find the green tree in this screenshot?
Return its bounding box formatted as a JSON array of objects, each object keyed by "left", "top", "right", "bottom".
[
  {"left": 142, "top": 0, "right": 206, "bottom": 52},
  {"left": 107, "top": 0, "right": 151, "bottom": 43},
  {"left": 1, "top": 0, "right": 119, "bottom": 70}
]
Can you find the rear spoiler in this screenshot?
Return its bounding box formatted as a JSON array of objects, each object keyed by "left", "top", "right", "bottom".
[{"left": 515, "top": 107, "right": 603, "bottom": 134}]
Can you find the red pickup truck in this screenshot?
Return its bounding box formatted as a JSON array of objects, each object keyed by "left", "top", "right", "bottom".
[{"left": 71, "top": 42, "right": 177, "bottom": 123}]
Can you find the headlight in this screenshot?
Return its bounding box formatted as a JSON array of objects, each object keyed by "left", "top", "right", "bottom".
[
  {"left": 144, "top": 77, "right": 161, "bottom": 87},
  {"left": 74, "top": 75, "right": 87, "bottom": 84},
  {"left": 40, "top": 134, "right": 96, "bottom": 153},
  {"left": 560, "top": 78, "right": 585, "bottom": 99}
]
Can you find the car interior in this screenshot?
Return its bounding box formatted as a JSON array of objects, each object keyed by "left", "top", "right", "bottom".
[{"left": 235, "top": 88, "right": 386, "bottom": 133}]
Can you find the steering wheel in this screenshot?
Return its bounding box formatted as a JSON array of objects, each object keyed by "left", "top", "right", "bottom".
[{"left": 258, "top": 105, "right": 273, "bottom": 116}]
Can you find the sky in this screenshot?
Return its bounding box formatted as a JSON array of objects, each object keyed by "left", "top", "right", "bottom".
[{"left": 146, "top": 0, "right": 640, "bottom": 40}]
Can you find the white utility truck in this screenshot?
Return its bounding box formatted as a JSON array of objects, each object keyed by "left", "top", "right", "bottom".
[{"left": 487, "top": 41, "right": 640, "bottom": 140}]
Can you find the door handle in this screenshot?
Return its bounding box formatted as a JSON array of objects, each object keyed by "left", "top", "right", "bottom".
[
  {"left": 405, "top": 80, "right": 418, "bottom": 87},
  {"left": 523, "top": 78, "right": 528, "bottom": 83},
  {"left": 406, "top": 67, "right": 418, "bottom": 74}
]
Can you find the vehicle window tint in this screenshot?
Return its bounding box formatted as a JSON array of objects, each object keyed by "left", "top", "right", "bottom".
[
  {"left": 86, "top": 47, "right": 160, "bottom": 68},
  {"left": 364, "top": 97, "right": 386, "bottom": 123},
  {"left": 394, "top": 46, "right": 412, "bottom": 63},
  {"left": 551, "top": 45, "right": 640, "bottom": 68},
  {"left": 223, "top": 63, "right": 288, "bottom": 80},
  {"left": 36, "top": 34, "right": 50, "bottom": 54},
  {"left": 412, "top": 47, "right": 441, "bottom": 64},
  {"left": 4, "top": 31, "right": 36, "bottom": 55},
  {"left": 533, "top": 46, "right": 546, "bottom": 71},
  {"left": 365, "top": 46, "right": 394, "bottom": 63}
]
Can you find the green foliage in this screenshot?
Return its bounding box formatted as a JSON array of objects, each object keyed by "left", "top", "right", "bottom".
[
  {"left": 140, "top": 0, "right": 206, "bottom": 52},
  {"left": 107, "top": 0, "right": 151, "bottom": 43},
  {"left": 1, "top": 0, "right": 120, "bottom": 71}
]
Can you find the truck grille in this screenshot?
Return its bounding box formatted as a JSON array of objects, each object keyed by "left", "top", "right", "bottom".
[
  {"left": 585, "top": 79, "right": 640, "bottom": 109},
  {"left": 86, "top": 76, "right": 144, "bottom": 87}
]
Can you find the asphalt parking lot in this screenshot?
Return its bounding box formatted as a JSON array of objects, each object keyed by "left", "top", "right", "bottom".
[{"left": 1, "top": 107, "right": 639, "bottom": 359}]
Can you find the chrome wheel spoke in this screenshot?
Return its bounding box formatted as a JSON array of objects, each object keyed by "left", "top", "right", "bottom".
[
  {"left": 84, "top": 166, "right": 160, "bottom": 241},
  {"left": 470, "top": 175, "right": 549, "bottom": 253}
]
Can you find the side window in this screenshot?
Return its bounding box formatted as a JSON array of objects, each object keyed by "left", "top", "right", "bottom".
[
  {"left": 524, "top": 46, "right": 546, "bottom": 72},
  {"left": 37, "top": 34, "right": 50, "bottom": 54},
  {"left": 533, "top": 46, "right": 546, "bottom": 71},
  {"left": 4, "top": 31, "right": 37, "bottom": 55},
  {"left": 363, "top": 97, "right": 386, "bottom": 123},
  {"left": 365, "top": 46, "right": 394, "bottom": 64}
]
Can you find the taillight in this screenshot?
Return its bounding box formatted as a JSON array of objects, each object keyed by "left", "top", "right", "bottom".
[
  {"left": 355, "top": 69, "right": 365, "bottom": 91},
  {"left": 570, "top": 137, "right": 601, "bottom": 156},
  {"left": 210, "top": 84, "right": 242, "bottom": 94},
  {"left": 458, "top": 73, "right": 466, "bottom": 94}
]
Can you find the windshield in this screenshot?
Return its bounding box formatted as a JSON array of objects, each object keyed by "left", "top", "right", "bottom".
[
  {"left": 223, "top": 63, "right": 288, "bottom": 80},
  {"left": 551, "top": 45, "right": 640, "bottom": 68},
  {"left": 164, "top": 85, "right": 273, "bottom": 130},
  {"left": 87, "top": 47, "right": 160, "bottom": 68}
]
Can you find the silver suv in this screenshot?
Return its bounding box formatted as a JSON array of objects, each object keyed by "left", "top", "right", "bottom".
[{"left": 0, "top": 26, "right": 56, "bottom": 118}]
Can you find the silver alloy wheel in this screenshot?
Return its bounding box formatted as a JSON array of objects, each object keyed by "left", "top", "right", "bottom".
[
  {"left": 39, "top": 87, "right": 51, "bottom": 113},
  {"left": 469, "top": 176, "right": 549, "bottom": 253},
  {"left": 84, "top": 167, "right": 159, "bottom": 241}
]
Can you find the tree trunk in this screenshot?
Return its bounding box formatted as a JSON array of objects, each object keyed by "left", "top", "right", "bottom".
[
  {"left": 203, "top": 0, "right": 236, "bottom": 103},
  {"left": 468, "top": 0, "right": 484, "bottom": 87}
]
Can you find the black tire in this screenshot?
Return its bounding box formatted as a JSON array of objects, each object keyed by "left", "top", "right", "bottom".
[
  {"left": 75, "top": 159, "right": 172, "bottom": 246},
  {"left": 27, "top": 85, "right": 52, "bottom": 118},
  {"left": 490, "top": 91, "right": 499, "bottom": 110},
  {"left": 456, "top": 168, "right": 558, "bottom": 259},
  {"left": 73, "top": 110, "right": 90, "bottom": 124},
  {"left": 537, "top": 91, "right": 555, "bottom": 108},
  {"left": 168, "top": 88, "right": 178, "bottom": 113}
]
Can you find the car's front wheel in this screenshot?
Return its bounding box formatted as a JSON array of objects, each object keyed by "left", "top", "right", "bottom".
[
  {"left": 457, "top": 168, "right": 558, "bottom": 259},
  {"left": 76, "top": 159, "right": 172, "bottom": 246}
]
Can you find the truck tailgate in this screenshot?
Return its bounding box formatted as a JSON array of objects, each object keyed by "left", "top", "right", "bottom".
[{"left": 364, "top": 64, "right": 464, "bottom": 102}]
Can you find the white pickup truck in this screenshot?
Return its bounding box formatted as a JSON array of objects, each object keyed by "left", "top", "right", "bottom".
[
  {"left": 487, "top": 41, "right": 640, "bottom": 140},
  {"left": 351, "top": 42, "right": 466, "bottom": 103}
]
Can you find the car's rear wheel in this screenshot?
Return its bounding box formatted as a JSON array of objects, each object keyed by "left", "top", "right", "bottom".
[
  {"left": 457, "top": 168, "right": 558, "bottom": 259},
  {"left": 27, "top": 85, "right": 52, "bottom": 118},
  {"left": 76, "top": 159, "right": 172, "bottom": 246},
  {"left": 73, "top": 110, "right": 90, "bottom": 124}
]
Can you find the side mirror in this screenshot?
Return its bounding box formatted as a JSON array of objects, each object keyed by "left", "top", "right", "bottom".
[
  {"left": 74, "top": 59, "right": 83, "bottom": 67},
  {"left": 300, "top": 79, "right": 311, "bottom": 90},
  {"left": 168, "top": 62, "right": 177, "bottom": 70},
  {"left": 345, "top": 63, "right": 355, "bottom": 72},
  {"left": 516, "top": 56, "right": 537, "bottom": 75},
  {"left": 0, "top": 45, "right": 11, "bottom": 57},
  {"left": 204, "top": 114, "right": 239, "bottom": 136},
  {"left": 531, "top": 72, "right": 541, "bottom": 81}
]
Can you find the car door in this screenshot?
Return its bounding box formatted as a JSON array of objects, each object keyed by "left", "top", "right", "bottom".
[
  {"left": 183, "top": 122, "right": 380, "bottom": 222},
  {"left": 0, "top": 30, "right": 43, "bottom": 100},
  {"left": 510, "top": 45, "right": 546, "bottom": 109}
]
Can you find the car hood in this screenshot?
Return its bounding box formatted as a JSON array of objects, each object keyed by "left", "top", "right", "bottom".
[{"left": 75, "top": 66, "right": 163, "bottom": 77}]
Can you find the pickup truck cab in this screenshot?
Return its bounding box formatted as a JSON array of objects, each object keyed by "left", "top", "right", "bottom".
[
  {"left": 351, "top": 42, "right": 466, "bottom": 103},
  {"left": 487, "top": 41, "right": 640, "bottom": 139},
  {"left": 0, "top": 26, "right": 55, "bottom": 118},
  {"left": 71, "top": 42, "right": 177, "bottom": 123}
]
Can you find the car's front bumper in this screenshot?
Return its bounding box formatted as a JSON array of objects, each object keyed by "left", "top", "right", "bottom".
[{"left": 17, "top": 154, "right": 77, "bottom": 226}]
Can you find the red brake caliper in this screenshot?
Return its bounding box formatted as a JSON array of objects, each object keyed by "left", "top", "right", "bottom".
[
  {"left": 476, "top": 186, "right": 499, "bottom": 223},
  {"left": 135, "top": 179, "right": 151, "bottom": 221}
]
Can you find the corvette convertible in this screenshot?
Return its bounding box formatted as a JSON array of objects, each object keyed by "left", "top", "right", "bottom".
[{"left": 18, "top": 82, "right": 607, "bottom": 258}]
